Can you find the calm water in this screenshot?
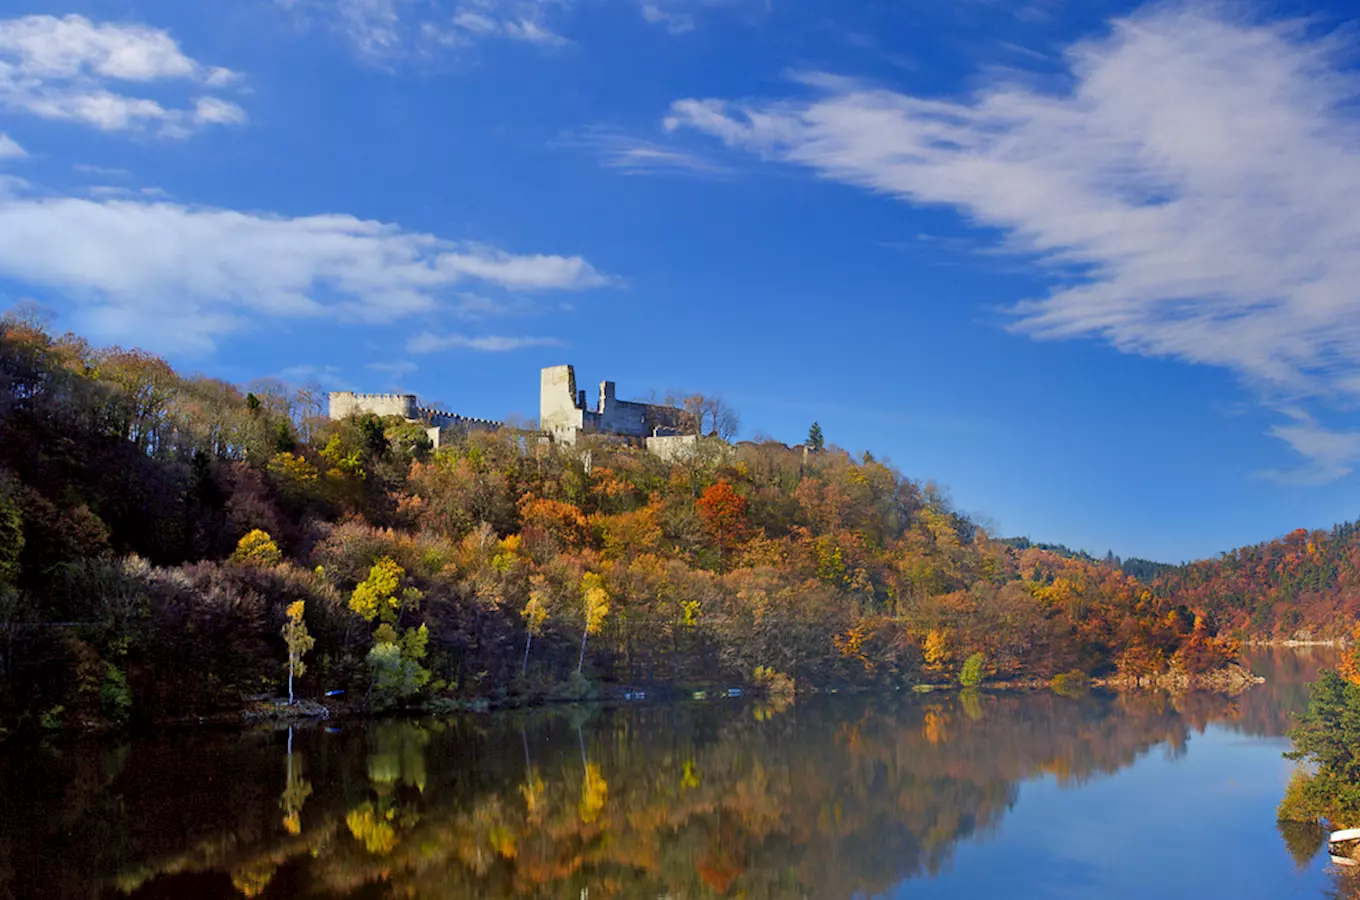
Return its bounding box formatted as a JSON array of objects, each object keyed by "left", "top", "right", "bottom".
[{"left": 0, "top": 648, "right": 1347, "bottom": 900}]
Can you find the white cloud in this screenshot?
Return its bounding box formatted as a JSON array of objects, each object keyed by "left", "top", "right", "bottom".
[
  {"left": 368, "top": 360, "right": 418, "bottom": 375},
  {"left": 281, "top": 0, "right": 760, "bottom": 60},
  {"left": 665, "top": 3, "right": 1360, "bottom": 481},
  {"left": 567, "top": 128, "right": 733, "bottom": 176},
  {"left": 282, "top": 0, "right": 569, "bottom": 59},
  {"left": 73, "top": 163, "right": 130, "bottom": 177},
  {"left": 407, "top": 331, "right": 564, "bottom": 353},
  {"left": 429, "top": 2, "right": 569, "bottom": 48},
  {"left": 193, "top": 96, "right": 247, "bottom": 125},
  {"left": 1258, "top": 412, "right": 1360, "bottom": 485},
  {"left": 0, "top": 14, "right": 244, "bottom": 135},
  {"left": 0, "top": 191, "right": 614, "bottom": 354},
  {"left": 0, "top": 133, "right": 24, "bottom": 159},
  {"left": 640, "top": 3, "right": 695, "bottom": 34}
]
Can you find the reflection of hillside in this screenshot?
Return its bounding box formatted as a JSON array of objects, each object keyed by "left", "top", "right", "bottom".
[
  {"left": 0, "top": 682, "right": 1280, "bottom": 900},
  {"left": 1224, "top": 647, "right": 1341, "bottom": 738}
]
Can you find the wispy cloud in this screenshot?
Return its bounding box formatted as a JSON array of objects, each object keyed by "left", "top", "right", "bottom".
[
  {"left": 639, "top": 3, "right": 695, "bottom": 34},
  {"left": 564, "top": 128, "right": 733, "bottom": 177},
  {"left": 635, "top": 0, "right": 767, "bottom": 34},
  {"left": 280, "top": 0, "right": 570, "bottom": 60},
  {"left": 0, "top": 15, "right": 245, "bottom": 136},
  {"left": 367, "top": 360, "right": 418, "bottom": 375},
  {"left": 407, "top": 331, "right": 563, "bottom": 353},
  {"left": 1258, "top": 412, "right": 1360, "bottom": 485},
  {"left": 0, "top": 134, "right": 24, "bottom": 159},
  {"left": 278, "top": 0, "right": 757, "bottom": 61},
  {"left": 277, "top": 363, "right": 346, "bottom": 385},
  {"left": 73, "top": 163, "right": 130, "bottom": 177},
  {"left": 436, "top": 6, "right": 570, "bottom": 46},
  {"left": 0, "top": 189, "right": 615, "bottom": 354},
  {"left": 666, "top": 3, "right": 1360, "bottom": 481}
]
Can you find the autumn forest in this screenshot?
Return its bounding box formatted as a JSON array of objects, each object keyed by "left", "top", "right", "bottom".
[{"left": 0, "top": 314, "right": 1345, "bottom": 731}]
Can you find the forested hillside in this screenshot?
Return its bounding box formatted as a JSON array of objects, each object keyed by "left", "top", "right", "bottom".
[
  {"left": 0, "top": 317, "right": 1237, "bottom": 730},
  {"left": 1148, "top": 523, "right": 1360, "bottom": 640}
]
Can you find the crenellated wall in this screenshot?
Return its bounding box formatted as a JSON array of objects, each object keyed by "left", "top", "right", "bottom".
[
  {"left": 328, "top": 392, "right": 418, "bottom": 420},
  {"left": 328, "top": 365, "right": 691, "bottom": 455},
  {"left": 328, "top": 393, "right": 501, "bottom": 449}
]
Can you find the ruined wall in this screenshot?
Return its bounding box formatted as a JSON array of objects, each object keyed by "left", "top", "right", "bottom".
[
  {"left": 646, "top": 434, "right": 698, "bottom": 462},
  {"left": 328, "top": 392, "right": 418, "bottom": 420},
  {"left": 540, "top": 365, "right": 587, "bottom": 434},
  {"left": 541, "top": 367, "right": 688, "bottom": 440},
  {"left": 328, "top": 394, "right": 501, "bottom": 450}
]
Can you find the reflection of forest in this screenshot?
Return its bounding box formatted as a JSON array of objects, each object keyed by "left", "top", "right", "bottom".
[{"left": 1, "top": 653, "right": 1328, "bottom": 900}]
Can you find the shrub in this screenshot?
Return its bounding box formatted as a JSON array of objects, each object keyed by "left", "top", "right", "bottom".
[
  {"left": 100, "top": 663, "right": 133, "bottom": 724},
  {"left": 1051, "top": 670, "right": 1090, "bottom": 698},
  {"left": 753, "top": 665, "right": 796, "bottom": 697},
  {"left": 959, "top": 653, "right": 985, "bottom": 688}
]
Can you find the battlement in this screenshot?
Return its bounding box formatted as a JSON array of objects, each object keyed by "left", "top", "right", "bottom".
[
  {"left": 328, "top": 364, "right": 693, "bottom": 455},
  {"left": 328, "top": 392, "right": 417, "bottom": 420},
  {"left": 413, "top": 406, "right": 502, "bottom": 430}
]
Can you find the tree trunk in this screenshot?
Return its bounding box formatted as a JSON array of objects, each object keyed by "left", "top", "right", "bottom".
[
  {"left": 288, "top": 656, "right": 295, "bottom": 704},
  {"left": 578, "top": 629, "right": 588, "bottom": 674},
  {"left": 522, "top": 631, "right": 533, "bottom": 678}
]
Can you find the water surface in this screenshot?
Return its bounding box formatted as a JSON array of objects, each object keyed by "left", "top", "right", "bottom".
[{"left": 0, "top": 648, "right": 1344, "bottom": 899}]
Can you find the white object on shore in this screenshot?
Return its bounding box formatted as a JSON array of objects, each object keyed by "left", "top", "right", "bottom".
[{"left": 1330, "top": 828, "right": 1360, "bottom": 843}]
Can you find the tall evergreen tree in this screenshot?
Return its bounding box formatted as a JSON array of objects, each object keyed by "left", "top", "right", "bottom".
[{"left": 807, "top": 422, "right": 825, "bottom": 452}]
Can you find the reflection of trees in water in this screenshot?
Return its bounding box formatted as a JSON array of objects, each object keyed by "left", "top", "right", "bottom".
[
  {"left": 1225, "top": 647, "right": 1343, "bottom": 738},
  {"left": 0, "top": 685, "right": 1267, "bottom": 900}
]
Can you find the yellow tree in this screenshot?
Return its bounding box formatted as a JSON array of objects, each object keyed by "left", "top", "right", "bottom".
[
  {"left": 1340, "top": 624, "right": 1360, "bottom": 685},
  {"left": 232, "top": 529, "right": 282, "bottom": 567},
  {"left": 350, "top": 556, "right": 420, "bottom": 625},
  {"left": 922, "top": 629, "right": 951, "bottom": 674},
  {"left": 578, "top": 572, "right": 610, "bottom": 675},
  {"left": 522, "top": 576, "right": 550, "bottom": 678},
  {"left": 281, "top": 601, "right": 315, "bottom": 704}
]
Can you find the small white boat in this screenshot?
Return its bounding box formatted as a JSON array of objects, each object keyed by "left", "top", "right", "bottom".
[{"left": 1329, "top": 828, "right": 1360, "bottom": 866}]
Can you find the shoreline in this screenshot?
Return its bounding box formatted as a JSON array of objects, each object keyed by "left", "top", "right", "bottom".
[
  {"left": 35, "top": 664, "right": 1270, "bottom": 735},
  {"left": 1243, "top": 639, "right": 1345, "bottom": 647}
]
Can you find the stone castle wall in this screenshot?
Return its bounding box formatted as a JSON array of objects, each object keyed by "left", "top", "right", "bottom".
[
  {"left": 328, "top": 393, "right": 500, "bottom": 449},
  {"left": 330, "top": 365, "right": 691, "bottom": 454},
  {"left": 328, "top": 392, "right": 418, "bottom": 421},
  {"left": 540, "top": 365, "right": 688, "bottom": 440}
]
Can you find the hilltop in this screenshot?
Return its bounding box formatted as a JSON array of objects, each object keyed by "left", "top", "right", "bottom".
[{"left": 0, "top": 317, "right": 1239, "bottom": 730}]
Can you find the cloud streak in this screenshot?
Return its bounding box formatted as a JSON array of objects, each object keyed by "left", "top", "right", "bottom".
[
  {"left": 0, "top": 191, "right": 614, "bottom": 354},
  {"left": 0, "top": 14, "right": 244, "bottom": 135},
  {"left": 0, "top": 133, "right": 24, "bottom": 159},
  {"left": 664, "top": 3, "right": 1360, "bottom": 480},
  {"left": 281, "top": 0, "right": 570, "bottom": 60},
  {"left": 407, "top": 331, "right": 564, "bottom": 353},
  {"left": 564, "top": 128, "right": 734, "bottom": 176}
]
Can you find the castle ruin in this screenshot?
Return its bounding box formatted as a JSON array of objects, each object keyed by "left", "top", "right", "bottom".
[
  {"left": 326, "top": 392, "right": 500, "bottom": 449},
  {"left": 328, "top": 364, "right": 699, "bottom": 457}
]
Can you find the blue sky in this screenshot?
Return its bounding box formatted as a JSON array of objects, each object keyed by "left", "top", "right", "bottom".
[{"left": 1, "top": 0, "right": 1359, "bottom": 563}]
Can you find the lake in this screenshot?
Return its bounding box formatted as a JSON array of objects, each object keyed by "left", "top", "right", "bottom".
[{"left": 0, "top": 648, "right": 1347, "bottom": 899}]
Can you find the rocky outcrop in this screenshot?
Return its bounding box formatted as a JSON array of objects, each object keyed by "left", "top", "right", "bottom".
[{"left": 1094, "top": 663, "right": 1264, "bottom": 695}]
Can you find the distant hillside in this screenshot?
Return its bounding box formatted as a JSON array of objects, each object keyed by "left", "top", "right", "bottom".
[{"left": 1149, "top": 522, "right": 1360, "bottom": 640}]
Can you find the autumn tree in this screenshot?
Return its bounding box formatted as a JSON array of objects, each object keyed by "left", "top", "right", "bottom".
[
  {"left": 350, "top": 557, "right": 430, "bottom": 707},
  {"left": 281, "top": 601, "right": 315, "bottom": 704},
  {"left": 522, "top": 577, "right": 549, "bottom": 678},
  {"left": 233, "top": 529, "right": 282, "bottom": 567},
  {"left": 578, "top": 572, "right": 610, "bottom": 674},
  {"left": 696, "top": 481, "right": 750, "bottom": 568}
]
